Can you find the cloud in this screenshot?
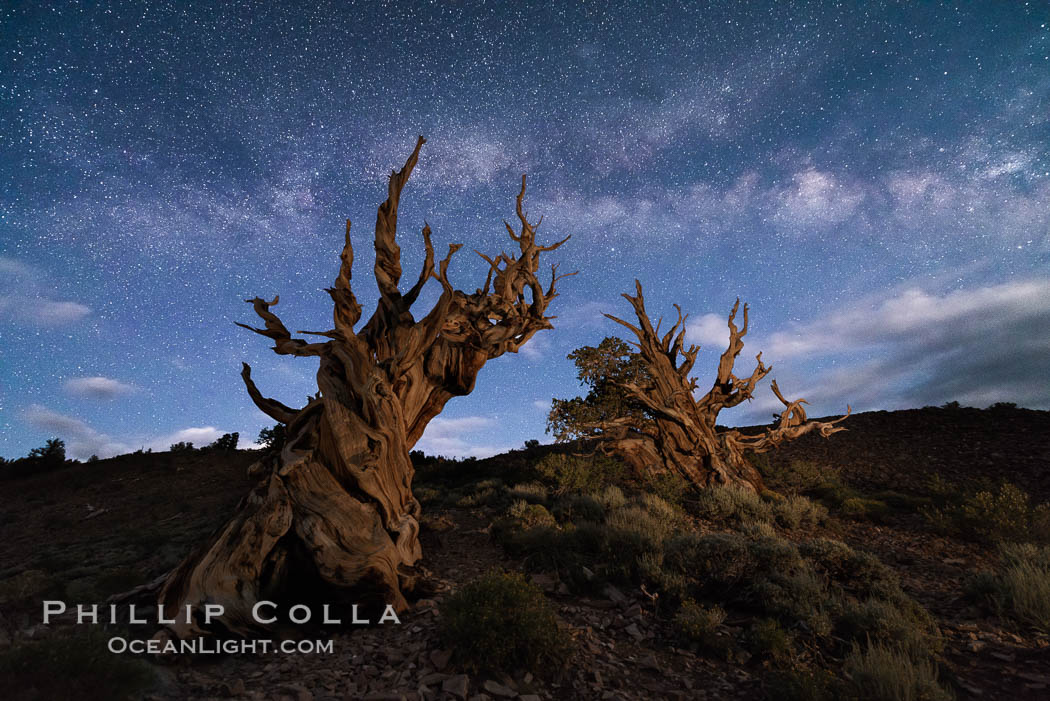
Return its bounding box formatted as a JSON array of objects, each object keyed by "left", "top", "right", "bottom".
[
  {"left": 881, "top": 153, "right": 1050, "bottom": 249},
  {"left": 149, "top": 427, "right": 225, "bottom": 451},
  {"left": 764, "top": 279, "right": 1050, "bottom": 361},
  {"left": 414, "top": 415, "right": 513, "bottom": 459},
  {"left": 0, "top": 256, "right": 92, "bottom": 327},
  {"left": 686, "top": 313, "right": 731, "bottom": 351},
  {"left": 532, "top": 399, "right": 551, "bottom": 412},
  {"left": 64, "top": 376, "right": 136, "bottom": 399},
  {"left": 21, "top": 404, "right": 230, "bottom": 459},
  {"left": 24, "top": 404, "right": 129, "bottom": 459},
  {"left": 770, "top": 168, "right": 866, "bottom": 231},
  {"left": 0, "top": 257, "right": 35, "bottom": 278},
  {"left": 552, "top": 300, "right": 619, "bottom": 331},
  {"left": 722, "top": 277, "right": 1050, "bottom": 423},
  {"left": 519, "top": 332, "right": 550, "bottom": 360},
  {"left": 37, "top": 300, "right": 92, "bottom": 324},
  {"left": 25, "top": 405, "right": 94, "bottom": 437}
]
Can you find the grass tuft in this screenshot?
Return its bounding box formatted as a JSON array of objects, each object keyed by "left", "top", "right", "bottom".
[{"left": 843, "top": 642, "right": 952, "bottom": 701}]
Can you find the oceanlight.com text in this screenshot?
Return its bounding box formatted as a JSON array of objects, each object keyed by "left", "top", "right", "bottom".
[{"left": 107, "top": 636, "right": 335, "bottom": 655}]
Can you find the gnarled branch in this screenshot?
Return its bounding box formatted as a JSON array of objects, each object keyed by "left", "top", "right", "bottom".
[
  {"left": 235, "top": 296, "right": 327, "bottom": 357},
  {"left": 240, "top": 363, "right": 298, "bottom": 424},
  {"left": 373, "top": 135, "right": 426, "bottom": 300}
]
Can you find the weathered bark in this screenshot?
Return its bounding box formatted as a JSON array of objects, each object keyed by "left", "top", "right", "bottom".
[
  {"left": 596, "top": 281, "right": 849, "bottom": 493},
  {"left": 158, "top": 137, "right": 573, "bottom": 637}
]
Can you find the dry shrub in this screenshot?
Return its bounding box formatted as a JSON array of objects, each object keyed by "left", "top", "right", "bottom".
[
  {"left": 843, "top": 642, "right": 952, "bottom": 701},
  {"left": 746, "top": 618, "right": 794, "bottom": 664},
  {"left": 695, "top": 485, "right": 774, "bottom": 524},
  {"left": 507, "top": 481, "right": 549, "bottom": 504},
  {"left": 925, "top": 480, "right": 1049, "bottom": 544},
  {"left": 674, "top": 599, "right": 727, "bottom": 652},
  {"left": 969, "top": 543, "right": 1050, "bottom": 630},
  {"left": 441, "top": 569, "right": 573, "bottom": 675},
  {"left": 535, "top": 453, "right": 624, "bottom": 495}
]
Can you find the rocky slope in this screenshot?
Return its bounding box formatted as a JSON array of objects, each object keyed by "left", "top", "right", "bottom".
[{"left": 1, "top": 406, "right": 1047, "bottom": 700}]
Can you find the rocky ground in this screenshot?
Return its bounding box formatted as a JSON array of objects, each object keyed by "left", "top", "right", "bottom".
[
  {"left": 1, "top": 406, "right": 1048, "bottom": 700},
  {"left": 142, "top": 512, "right": 759, "bottom": 701},
  {"left": 766, "top": 406, "right": 1050, "bottom": 501}
]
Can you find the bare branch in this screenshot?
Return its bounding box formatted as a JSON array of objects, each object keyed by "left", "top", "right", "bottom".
[
  {"left": 537, "top": 233, "right": 571, "bottom": 253},
  {"left": 503, "top": 220, "right": 520, "bottom": 242},
  {"left": 434, "top": 243, "right": 462, "bottom": 291},
  {"left": 240, "top": 363, "right": 298, "bottom": 424},
  {"left": 604, "top": 312, "right": 642, "bottom": 339},
  {"left": 546, "top": 263, "right": 578, "bottom": 299},
  {"left": 430, "top": 173, "right": 572, "bottom": 362},
  {"left": 403, "top": 223, "right": 436, "bottom": 308},
  {"left": 326, "top": 219, "right": 362, "bottom": 336},
  {"left": 720, "top": 353, "right": 771, "bottom": 408},
  {"left": 730, "top": 400, "right": 851, "bottom": 454},
  {"left": 513, "top": 175, "right": 530, "bottom": 242},
  {"left": 374, "top": 135, "right": 426, "bottom": 299},
  {"left": 715, "top": 299, "right": 746, "bottom": 386},
  {"left": 236, "top": 296, "right": 326, "bottom": 357}
]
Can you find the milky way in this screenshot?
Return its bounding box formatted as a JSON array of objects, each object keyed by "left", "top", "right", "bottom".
[{"left": 2, "top": 1, "right": 1048, "bottom": 459}]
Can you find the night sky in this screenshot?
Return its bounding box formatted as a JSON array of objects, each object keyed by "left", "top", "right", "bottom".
[{"left": 2, "top": 1, "right": 1048, "bottom": 460}]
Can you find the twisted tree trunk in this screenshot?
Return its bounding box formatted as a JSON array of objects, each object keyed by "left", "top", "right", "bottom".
[
  {"left": 597, "top": 281, "right": 849, "bottom": 493},
  {"left": 158, "top": 137, "right": 573, "bottom": 637}
]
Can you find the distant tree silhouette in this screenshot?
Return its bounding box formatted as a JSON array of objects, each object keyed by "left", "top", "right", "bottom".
[
  {"left": 0, "top": 438, "right": 68, "bottom": 479},
  {"left": 257, "top": 423, "right": 286, "bottom": 451},
  {"left": 28, "top": 438, "right": 66, "bottom": 469},
  {"left": 207, "top": 432, "right": 239, "bottom": 451}
]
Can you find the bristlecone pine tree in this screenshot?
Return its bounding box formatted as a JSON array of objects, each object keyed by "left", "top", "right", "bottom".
[
  {"left": 157, "top": 137, "right": 573, "bottom": 637},
  {"left": 554, "top": 281, "right": 848, "bottom": 493}
]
